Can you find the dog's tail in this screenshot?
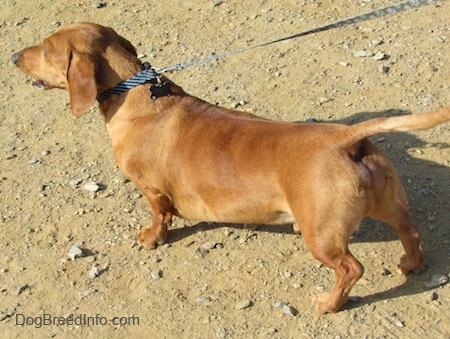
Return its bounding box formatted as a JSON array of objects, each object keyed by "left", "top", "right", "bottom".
[{"left": 338, "top": 107, "right": 450, "bottom": 148}]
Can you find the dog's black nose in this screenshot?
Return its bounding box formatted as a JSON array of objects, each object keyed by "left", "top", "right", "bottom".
[{"left": 11, "top": 51, "right": 20, "bottom": 65}]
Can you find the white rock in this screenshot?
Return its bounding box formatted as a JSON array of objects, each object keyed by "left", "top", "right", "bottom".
[
  {"left": 89, "top": 266, "right": 99, "bottom": 279},
  {"left": 273, "top": 301, "right": 298, "bottom": 316},
  {"left": 151, "top": 270, "right": 162, "bottom": 280},
  {"left": 201, "top": 242, "right": 217, "bottom": 250},
  {"left": 273, "top": 301, "right": 287, "bottom": 308},
  {"left": 68, "top": 246, "right": 83, "bottom": 260},
  {"left": 354, "top": 50, "right": 374, "bottom": 58},
  {"left": 69, "top": 178, "right": 82, "bottom": 187},
  {"left": 371, "top": 39, "right": 383, "bottom": 46},
  {"left": 282, "top": 304, "right": 299, "bottom": 317},
  {"left": 394, "top": 319, "right": 405, "bottom": 327},
  {"left": 373, "top": 51, "right": 387, "bottom": 61},
  {"left": 424, "top": 274, "right": 449, "bottom": 289},
  {"left": 83, "top": 182, "right": 100, "bottom": 192}
]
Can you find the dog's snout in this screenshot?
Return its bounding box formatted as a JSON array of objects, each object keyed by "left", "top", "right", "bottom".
[{"left": 11, "top": 51, "right": 21, "bottom": 65}]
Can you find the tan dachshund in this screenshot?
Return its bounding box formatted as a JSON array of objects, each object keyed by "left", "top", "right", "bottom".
[{"left": 12, "top": 23, "right": 449, "bottom": 314}]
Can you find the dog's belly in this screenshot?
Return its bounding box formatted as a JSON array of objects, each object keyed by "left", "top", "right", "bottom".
[{"left": 172, "top": 193, "right": 295, "bottom": 225}]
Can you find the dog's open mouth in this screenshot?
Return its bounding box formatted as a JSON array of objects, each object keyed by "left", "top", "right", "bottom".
[{"left": 32, "top": 79, "right": 47, "bottom": 90}]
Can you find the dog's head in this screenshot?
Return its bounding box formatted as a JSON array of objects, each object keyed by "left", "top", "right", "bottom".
[{"left": 12, "top": 23, "right": 140, "bottom": 116}]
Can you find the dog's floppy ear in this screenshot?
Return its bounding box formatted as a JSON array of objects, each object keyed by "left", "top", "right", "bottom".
[{"left": 67, "top": 52, "right": 97, "bottom": 116}]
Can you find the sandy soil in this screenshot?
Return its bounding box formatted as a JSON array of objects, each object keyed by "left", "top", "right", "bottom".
[{"left": 1, "top": 0, "right": 449, "bottom": 338}]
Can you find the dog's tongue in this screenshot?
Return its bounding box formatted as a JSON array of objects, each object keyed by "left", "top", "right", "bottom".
[{"left": 32, "top": 79, "right": 46, "bottom": 89}]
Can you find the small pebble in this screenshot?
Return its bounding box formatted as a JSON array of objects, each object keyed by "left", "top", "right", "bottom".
[
  {"left": 88, "top": 266, "right": 99, "bottom": 279},
  {"left": 151, "top": 270, "right": 162, "bottom": 280},
  {"left": 229, "top": 233, "right": 239, "bottom": 240},
  {"left": 212, "top": 0, "right": 224, "bottom": 7},
  {"left": 231, "top": 101, "right": 246, "bottom": 109},
  {"left": 426, "top": 291, "right": 438, "bottom": 302},
  {"left": 354, "top": 50, "right": 374, "bottom": 58},
  {"left": 273, "top": 301, "right": 299, "bottom": 317},
  {"left": 196, "top": 247, "right": 210, "bottom": 257},
  {"left": 371, "top": 38, "right": 383, "bottom": 46},
  {"left": 69, "top": 178, "right": 82, "bottom": 187},
  {"left": 93, "top": 1, "right": 107, "bottom": 8},
  {"left": 282, "top": 304, "right": 299, "bottom": 317},
  {"left": 235, "top": 299, "right": 252, "bottom": 310},
  {"left": 394, "top": 319, "right": 405, "bottom": 328},
  {"left": 201, "top": 242, "right": 218, "bottom": 250},
  {"left": 83, "top": 182, "right": 100, "bottom": 192},
  {"left": 318, "top": 97, "right": 332, "bottom": 104},
  {"left": 273, "top": 301, "right": 287, "bottom": 308},
  {"left": 67, "top": 246, "right": 83, "bottom": 260},
  {"left": 216, "top": 328, "right": 227, "bottom": 338},
  {"left": 424, "top": 274, "right": 449, "bottom": 289},
  {"left": 379, "top": 65, "right": 390, "bottom": 73},
  {"left": 373, "top": 52, "right": 387, "bottom": 61},
  {"left": 381, "top": 268, "right": 392, "bottom": 276}
]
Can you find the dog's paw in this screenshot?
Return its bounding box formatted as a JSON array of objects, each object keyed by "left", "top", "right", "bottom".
[
  {"left": 136, "top": 227, "right": 167, "bottom": 250},
  {"left": 312, "top": 293, "right": 334, "bottom": 315},
  {"left": 398, "top": 252, "right": 425, "bottom": 275},
  {"left": 312, "top": 292, "right": 348, "bottom": 314}
]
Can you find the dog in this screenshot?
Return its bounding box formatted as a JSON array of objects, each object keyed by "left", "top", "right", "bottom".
[{"left": 12, "top": 23, "right": 449, "bottom": 314}]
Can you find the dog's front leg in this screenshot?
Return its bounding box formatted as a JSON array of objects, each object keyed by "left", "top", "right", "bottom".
[{"left": 136, "top": 191, "right": 174, "bottom": 250}]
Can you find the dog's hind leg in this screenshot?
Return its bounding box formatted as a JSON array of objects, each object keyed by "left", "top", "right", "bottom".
[
  {"left": 291, "top": 198, "right": 365, "bottom": 314},
  {"left": 377, "top": 211, "right": 425, "bottom": 274},
  {"left": 310, "top": 247, "right": 364, "bottom": 314},
  {"left": 303, "top": 225, "right": 364, "bottom": 314},
  {"left": 366, "top": 169, "right": 425, "bottom": 274},
  {"left": 360, "top": 150, "right": 425, "bottom": 274}
]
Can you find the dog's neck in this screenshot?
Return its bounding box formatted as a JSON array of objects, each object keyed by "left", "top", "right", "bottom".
[{"left": 97, "top": 47, "right": 144, "bottom": 93}]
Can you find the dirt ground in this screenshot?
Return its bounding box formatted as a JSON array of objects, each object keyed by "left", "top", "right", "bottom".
[{"left": 1, "top": 0, "right": 449, "bottom": 338}]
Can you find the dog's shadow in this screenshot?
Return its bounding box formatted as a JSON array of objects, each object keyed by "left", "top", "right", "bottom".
[{"left": 165, "top": 108, "right": 449, "bottom": 307}]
